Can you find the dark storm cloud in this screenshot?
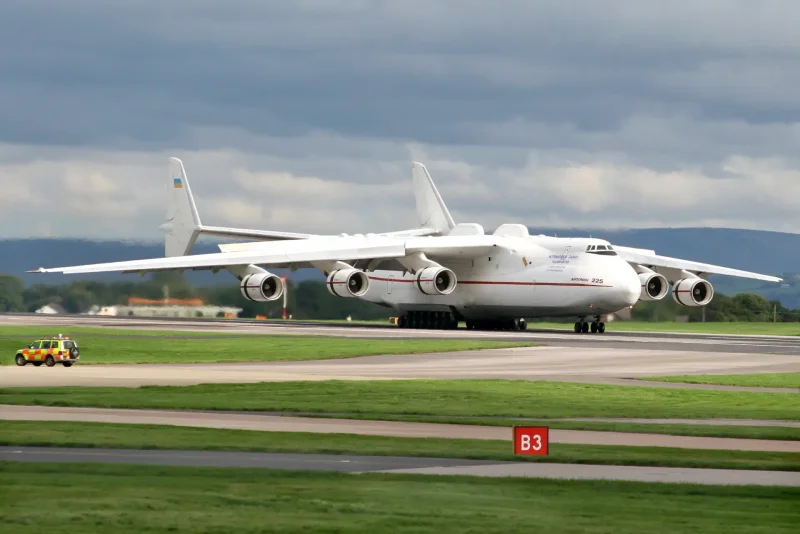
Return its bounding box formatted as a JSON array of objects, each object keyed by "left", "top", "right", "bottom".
[{"left": 2, "top": 0, "right": 798, "bottom": 151}]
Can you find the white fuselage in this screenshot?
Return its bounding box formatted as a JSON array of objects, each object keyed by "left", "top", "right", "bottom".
[{"left": 358, "top": 235, "right": 642, "bottom": 320}]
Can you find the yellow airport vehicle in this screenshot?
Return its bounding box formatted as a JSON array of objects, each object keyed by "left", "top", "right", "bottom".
[{"left": 15, "top": 334, "right": 80, "bottom": 367}]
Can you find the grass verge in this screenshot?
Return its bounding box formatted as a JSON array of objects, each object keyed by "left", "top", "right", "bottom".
[
  {"left": 2, "top": 421, "right": 798, "bottom": 471},
  {"left": 642, "top": 373, "right": 800, "bottom": 389},
  {"left": 3, "top": 462, "right": 799, "bottom": 534},
  {"left": 299, "top": 413, "right": 800, "bottom": 441},
  {"left": 0, "top": 327, "right": 531, "bottom": 364},
  {"left": 3, "top": 379, "right": 798, "bottom": 420}
]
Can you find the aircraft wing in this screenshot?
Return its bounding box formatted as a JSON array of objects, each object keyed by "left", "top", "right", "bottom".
[
  {"left": 615, "top": 247, "right": 783, "bottom": 283},
  {"left": 29, "top": 235, "right": 497, "bottom": 275}
]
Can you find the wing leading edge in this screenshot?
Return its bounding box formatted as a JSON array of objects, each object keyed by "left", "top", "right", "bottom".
[
  {"left": 615, "top": 247, "right": 783, "bottom": 283},
  {"left": 28, "top": 235, "right": 498, "bottom": 275}
]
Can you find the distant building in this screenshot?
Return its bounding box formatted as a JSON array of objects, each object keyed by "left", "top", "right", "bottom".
[{"left": 92, "top": 297, "right": 242, "bottom": 319}]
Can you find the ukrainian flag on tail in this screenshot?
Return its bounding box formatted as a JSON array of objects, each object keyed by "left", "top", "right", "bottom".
[{"left": 173, "top": 177, "right": 183, "bottom": 189}]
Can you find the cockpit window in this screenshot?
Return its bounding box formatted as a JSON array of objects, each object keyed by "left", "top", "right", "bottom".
[{"left": 586, "top": 244, "right": 617, "bottom": 256}]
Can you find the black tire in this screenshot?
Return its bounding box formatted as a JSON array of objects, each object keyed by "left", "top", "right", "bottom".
[
  {"left": 574, "top": 321, "right": 581, "bottom": 333},
  {"left": 15, "top": 354, "right": 26, "bottom": 366},
  {"left": 45, "top": 355, "right": 56, "bottom": 367},
  {"left": 591, "top": 322, "right": 599, "bottom": 334},
  {"left": 62, "top": 362, "right": 73, "bottom": 367},
  {"left": 70, "top": 347, "right": 80, "bottom": 359},
  {"left": 598, "top": 322, "right": 606, "bottom": 334},
  {"left": 581, "top": 322, "right": 589, "bottom": 333}
]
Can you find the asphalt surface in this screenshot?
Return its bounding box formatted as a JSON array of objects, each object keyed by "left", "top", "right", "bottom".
[
  {"left": 3, "top": 405, "right": 798, "bottom": 452},
  {"left": 4, "top": 313, "right": 800, "bottom": 355},
  {"left": 3, "top": 446, "right": 798, "bottom": 486}
]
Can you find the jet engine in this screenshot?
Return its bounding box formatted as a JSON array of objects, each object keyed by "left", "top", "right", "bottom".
[
  {"left": 416, "top": 266, "right": 457, "bottom": 295},
  {"left": 326, "top": 268, "right": 370, "bottom": 298},
  {"left": 240, "top": 271, "right": 285, "bottom": 302},
  {"left": 638, "top": 272, "right": 669, "bottom": 301},
  {"left": 672, "top": 278, "right": 714, "bottom": 307}
]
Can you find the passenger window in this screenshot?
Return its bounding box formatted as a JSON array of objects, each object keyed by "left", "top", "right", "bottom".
[
  {"left": 64, "top": 341, "right": 74, "bottom": 349},
  {"left": 41, "top": 341, "right": 52, "bottom": 349},
  {"left": 29, "top": 341, "right": 40, "bottom": 349}
]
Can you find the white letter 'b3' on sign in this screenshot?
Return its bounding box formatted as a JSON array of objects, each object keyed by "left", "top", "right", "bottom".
[{"left": 513, "top": 426, "right": 549, "bottom": 456}]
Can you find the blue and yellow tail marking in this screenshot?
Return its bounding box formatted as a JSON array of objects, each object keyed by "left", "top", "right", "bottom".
[{"left": 173, "top": 177, "right": 183, "bottom": 189}]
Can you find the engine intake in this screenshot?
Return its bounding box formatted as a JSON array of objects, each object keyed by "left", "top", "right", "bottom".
[
  {"left": 240, "top": 272, "right": 284, "bottom": 302},
  {"left": 416, "top": 266, "right": 457, "bottom": 295},
  {"left": 326, "top": 268, "right": 369, "bottom": 298},
  {"left": 638, "top": 272, "right": 669, "bottom": 301},
  {"left": 672, "top": 278, "right": 714, "bottom": 307}
]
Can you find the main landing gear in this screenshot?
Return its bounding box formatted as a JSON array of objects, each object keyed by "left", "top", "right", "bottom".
[
  {"left": 574, "top": 317, "right": 605, "bottom": 334},
  {"left": 397, "top": 311, "right": 459, "bottom": 330},
  {"left": 397, "top": 311, "right": 528, "bottom": 331},
  {"left": 466, "top": 318, "right": 527, "bottom": 331}
]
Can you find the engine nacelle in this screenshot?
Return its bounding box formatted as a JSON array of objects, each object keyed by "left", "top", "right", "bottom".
[
  {"left": 326, "top": 268, "right": 370, "bottom": 298},
  {"left": 672, "top": 278, "right": 714, "bottom": 307},
  {"left": 416, "top": 266, "right": 457, "bottom": 295},
  {"left": 240, "top": 272, "right": 284, "bottom": 302},
  {"left": 638, "top": 272, "right": 669, "bottom": 301}
]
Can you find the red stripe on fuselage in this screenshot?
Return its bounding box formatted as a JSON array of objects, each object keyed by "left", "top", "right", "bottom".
[{"left": 367, "top": 276, "right": 612, "bottom": 288}]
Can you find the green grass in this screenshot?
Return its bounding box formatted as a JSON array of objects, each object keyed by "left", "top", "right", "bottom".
[
  {"left": 3, "top": 462, "right": 798, "bottom": 534},
  {"left": 530, "top": 321, "right": 800, "bottom": 336},
  {"left": 2, "top": 421, "right": 797, "bottom": 472},
  {"left": 3, "top": 379, "right": 798, "bottom": 420},
  {"left": 0, "top": 327, "right": 531, "bottom": 365},
  {"left": 643, "top": 373, "right": 800, "bottom": 389}
]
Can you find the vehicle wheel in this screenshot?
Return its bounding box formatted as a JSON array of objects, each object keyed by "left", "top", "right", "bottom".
[
  {"left": 45, "top": 355, "right": 56, "bottom": 367},
  {"left": 70, "top": 347, "right": 80, "bottom": 359},
  {"left": 15, "top": 354, "right": 26, "bottom": 366},
  {"left": 63, "top": 362, "right": 73, "bottom": 367}
]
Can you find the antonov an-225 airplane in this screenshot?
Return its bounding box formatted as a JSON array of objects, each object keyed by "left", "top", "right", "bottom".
[{"left": 30, "top": 158, "right": 782, "bottom": 333}]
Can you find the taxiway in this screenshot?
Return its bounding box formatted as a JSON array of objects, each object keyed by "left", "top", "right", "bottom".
[{"left": 3, "top": 446, "right": 798, "bottom": 486}]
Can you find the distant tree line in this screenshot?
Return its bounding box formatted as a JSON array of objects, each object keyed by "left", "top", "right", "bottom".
[
  {"left": 1, "top": 272, "right": 799, "bottom": 322},
  {"left": 0, "top": 272, "right": 392, "bottom": 321}
]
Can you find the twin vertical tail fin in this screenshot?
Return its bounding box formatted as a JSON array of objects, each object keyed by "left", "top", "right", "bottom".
[
  {"left": 161, "top": 157, "right": 202, "bottom": 257},
  {"left": 411, "top": 162, "right": 456, "bottom": 235}
]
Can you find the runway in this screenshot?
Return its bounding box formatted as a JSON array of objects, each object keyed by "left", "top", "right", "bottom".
[
  {"left": 4, "top": 313, "right": 800, "bottom": 355},
  {"left": 3, "top": 405, "right": 798, "bottom": 452},
  {"left": 3, "top": 446, "right": 798, "bottom": 486}
]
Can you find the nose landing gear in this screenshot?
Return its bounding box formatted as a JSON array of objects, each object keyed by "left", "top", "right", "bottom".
[{"left": 574, "top": 317, "right": 605, "bottom": 334}]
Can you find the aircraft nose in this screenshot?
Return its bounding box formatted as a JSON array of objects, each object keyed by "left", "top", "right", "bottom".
[{"left": 622, "top": 272, "right": 641, "bottom": 307}]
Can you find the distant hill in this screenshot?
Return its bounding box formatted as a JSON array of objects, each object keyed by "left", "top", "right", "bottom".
[{"left": 2, "top": 227, "right": 798, "bottom": 306}]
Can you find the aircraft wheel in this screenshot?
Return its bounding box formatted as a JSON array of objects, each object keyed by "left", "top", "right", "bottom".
[
  {"left": 591, "top": 322, "right": 599, "bottom": 334},
  {"left": 581, "top": 322, "right": 589, "bottom": 333},
  {"left": 598, "top": 322, "right": 606, "bottom": 334},
  {"left": 397, "top": 316, "right": 407, "bottom": 329},
  {"left": 518, "top": 319, "right": 527, "bottom": 331},
  {"left": 574, "top": 321, "right": 581, "bottom": 333}
]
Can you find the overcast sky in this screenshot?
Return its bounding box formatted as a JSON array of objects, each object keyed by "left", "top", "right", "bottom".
[{"left": 1, "top": 0, "right": 799, "bottom": 239}]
